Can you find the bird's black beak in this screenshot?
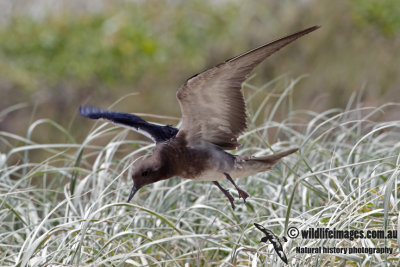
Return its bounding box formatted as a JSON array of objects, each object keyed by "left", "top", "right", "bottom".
[{"left": 127, "top": 184, "right": 140, "bottom": 202}]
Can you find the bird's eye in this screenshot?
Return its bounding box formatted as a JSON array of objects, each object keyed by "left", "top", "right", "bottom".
[{"left": 142, "top": 171, "right": 149, "bottom": 177}]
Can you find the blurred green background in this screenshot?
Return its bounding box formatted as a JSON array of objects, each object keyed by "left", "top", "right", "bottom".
[{"left": 1, "top": 0, "right": 399, "bottom": 142}]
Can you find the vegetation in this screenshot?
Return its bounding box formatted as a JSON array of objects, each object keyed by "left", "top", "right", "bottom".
[
  {"left": 1, "top": 81, "right": 399, "bottom": 265},
  {"left": 1, "top": 1, "right": 400, "bottom": 265}
]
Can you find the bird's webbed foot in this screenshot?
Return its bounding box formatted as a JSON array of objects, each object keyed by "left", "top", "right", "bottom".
[{"left": 223, "top": 172, "right": 249, "bottom": 203}]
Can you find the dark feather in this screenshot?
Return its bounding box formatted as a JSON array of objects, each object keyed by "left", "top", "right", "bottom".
[
  {"left": 176, "top": 26, "right": 320, "bottom": 150},
  {"left": 78, "top": 106, "right": 178, "bottom": 143}
]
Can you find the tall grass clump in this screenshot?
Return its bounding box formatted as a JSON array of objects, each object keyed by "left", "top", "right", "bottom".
[{"left": 1, "top": 79, "right": 399, "bottom": 266}]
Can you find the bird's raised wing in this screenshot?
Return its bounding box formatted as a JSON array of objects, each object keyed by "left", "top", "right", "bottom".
[
  {"left": 176, "top": 26, "right": 319, "bottom": 150},
  {"left": 78, "top": 106, "right": 178, "bottom": 143}
]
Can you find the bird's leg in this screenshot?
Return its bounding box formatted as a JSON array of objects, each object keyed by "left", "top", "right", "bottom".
[
  {"left": 213, "top": 181, "right": 235, "bottom": 210},
  {"left": 223, "top": 172, "right": 249, "bottom": 203}
]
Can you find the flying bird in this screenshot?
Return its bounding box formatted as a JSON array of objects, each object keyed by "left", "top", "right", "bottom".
[
  {"left": 254, "top": 223, "right": 288, "bottom": 264},
  {"left": 79, "top": 26, "right": 319, "bottom": 209}
]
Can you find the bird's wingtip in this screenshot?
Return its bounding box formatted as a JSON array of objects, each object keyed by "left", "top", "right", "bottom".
[
  {"left": 301, "top": 25, "right": 321, "bottom": 35},
  {"left": 78, "top": 105, "right": 104, "bottom": 119},
  {"left": 77, "top": 105, "right": 86, "bottom": 116},
  {"left": 78, "top": 105, "right": 91, "bottom": 116}
]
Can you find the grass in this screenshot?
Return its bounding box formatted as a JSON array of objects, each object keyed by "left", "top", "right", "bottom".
[{"left": 1, "top": 79, "right": 399, "bottom": 266}]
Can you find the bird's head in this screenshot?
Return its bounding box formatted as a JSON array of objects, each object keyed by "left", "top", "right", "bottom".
[{"left": 127, "top": 155, "right": 168, "bottom": 202}]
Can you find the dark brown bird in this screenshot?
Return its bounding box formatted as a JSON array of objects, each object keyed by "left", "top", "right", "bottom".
[{"left": 79, "top": 26, "right": 319, "bottom": 209}]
